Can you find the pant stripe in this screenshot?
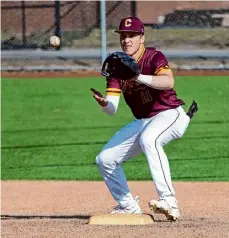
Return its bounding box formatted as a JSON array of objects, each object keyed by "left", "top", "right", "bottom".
[{"left": 155, "top": 109, "right": 180, "bottom": 196}]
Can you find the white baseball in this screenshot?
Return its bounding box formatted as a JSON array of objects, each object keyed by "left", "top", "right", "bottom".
[{"left": 49, "top": 36, "right": 60, "bottom": 47}]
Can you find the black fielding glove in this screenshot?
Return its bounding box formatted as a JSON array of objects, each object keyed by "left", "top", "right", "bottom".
[
  {"left": 101, "top": 52, "right": 140, "bottom": 80},
  {"left": 187, "top": 100, "right": 198, "bottom": 119}
]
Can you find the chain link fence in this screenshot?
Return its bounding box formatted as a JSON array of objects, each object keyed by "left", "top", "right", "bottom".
[
  {"left": 1, "top": 1, "right": 135, "bottom": 49},
  {"left": 1, "top": 1, "right": 229, "bottom": 72}
]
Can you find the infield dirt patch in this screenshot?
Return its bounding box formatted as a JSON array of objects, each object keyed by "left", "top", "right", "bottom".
[{"left": 1, "top": 181, "right": 229, "bottom": 238}]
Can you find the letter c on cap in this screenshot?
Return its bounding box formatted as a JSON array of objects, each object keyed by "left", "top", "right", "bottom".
[{"left": 125, "top": 19, "right": 132, "bottom": 27}]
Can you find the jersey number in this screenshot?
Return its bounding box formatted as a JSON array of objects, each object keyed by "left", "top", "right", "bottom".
[{"left": 140, "top": 91, "right": 153, "bottom": 104}]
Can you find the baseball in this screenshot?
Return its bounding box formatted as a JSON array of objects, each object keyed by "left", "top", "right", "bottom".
[{"left": 49, "top": 36, "right": 60, "bottom": 47}]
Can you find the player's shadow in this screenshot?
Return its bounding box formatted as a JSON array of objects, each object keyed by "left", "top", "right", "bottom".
[{"left": 1, "top": 214, "right": 90, "bottom": 221}]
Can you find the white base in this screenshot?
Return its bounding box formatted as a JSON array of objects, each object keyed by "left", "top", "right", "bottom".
[{"left": 88, "top": 213, "right": 154, "bottom": 225}]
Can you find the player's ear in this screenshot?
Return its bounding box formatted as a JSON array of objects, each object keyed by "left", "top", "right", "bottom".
[{"left": 140, "top": 34, "right": 145, "bottom": 44}]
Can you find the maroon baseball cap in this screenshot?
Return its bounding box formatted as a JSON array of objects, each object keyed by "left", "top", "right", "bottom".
[{"left": 114, "top": 17, "right": 144, "bottom": 34}]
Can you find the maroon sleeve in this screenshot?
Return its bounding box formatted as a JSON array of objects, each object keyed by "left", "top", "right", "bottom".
[
  {"left": 106, "top": 77, "right": 120, "bottom": 89},
  {"left": 151, "top": 51, "right": 170, "bottom": 75},
  {"left": 106, "top": 77, "right": 121, "bottom": 96}
]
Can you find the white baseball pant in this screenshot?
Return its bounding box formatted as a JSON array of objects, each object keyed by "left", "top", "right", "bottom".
[{"left": 96, "top": 106, "right": 190, "bottom": 208}]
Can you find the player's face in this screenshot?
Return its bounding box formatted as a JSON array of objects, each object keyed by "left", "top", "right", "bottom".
[{"left": 120, "top": 32, "right": 145, "bottom": 56}]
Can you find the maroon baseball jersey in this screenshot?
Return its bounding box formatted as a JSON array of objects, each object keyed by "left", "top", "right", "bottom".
[{"left": 106, "top": 47, "right": 184, "bottom": 119}]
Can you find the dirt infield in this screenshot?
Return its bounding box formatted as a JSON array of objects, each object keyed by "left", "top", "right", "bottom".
[
  {"left": 1, "top": 70, "right": 229, "bottom": 78},
  {"left": 2, "top": 181, "right": 229, "bottom": 238}
]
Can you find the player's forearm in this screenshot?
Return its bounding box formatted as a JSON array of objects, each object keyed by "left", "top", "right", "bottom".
[
  {"left": 101, "top": 95, "right": 120, "bottom": 115},
  {"left": 136, "top": 74, "right": 174, "bottom": 90}
]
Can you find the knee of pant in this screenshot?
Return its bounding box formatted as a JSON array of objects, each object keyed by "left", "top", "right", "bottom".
[
  {"left": 95, "top": 150, "right": 117, "bottom": 169},
  {"left": 139, "top": 135, "right": 159, "bottom": 151}
]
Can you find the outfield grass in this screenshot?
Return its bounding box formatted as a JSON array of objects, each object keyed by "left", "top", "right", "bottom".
[{"left": 1, "top": 76, "right": 229, "bottom": 181}]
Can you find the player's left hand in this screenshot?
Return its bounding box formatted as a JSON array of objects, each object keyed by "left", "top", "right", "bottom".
[
  {"left": 101, "top": 52, "right": 140, "bottom": 80},
  {"left": 90, "top": 88, "right": 108, "bottom": 107}
]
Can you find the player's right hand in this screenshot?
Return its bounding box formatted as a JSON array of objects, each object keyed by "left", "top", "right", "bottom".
[{"left": 90, "top": 88, "right": 108, "bottom": 107}]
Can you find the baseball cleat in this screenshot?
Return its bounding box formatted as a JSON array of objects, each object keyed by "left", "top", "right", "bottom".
[
  {"left": 110, "top": 196, "right": 142, "bottom": 214},
  {"left": 149, "top": 198, "right": 180, "bottom": 221}
]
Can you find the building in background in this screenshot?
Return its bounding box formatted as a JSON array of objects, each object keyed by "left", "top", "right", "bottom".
[{"left": 1, "top": 1, "right": 229, "bottom": 36}]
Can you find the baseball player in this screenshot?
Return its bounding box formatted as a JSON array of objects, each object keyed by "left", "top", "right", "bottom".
[{"left": 90, "top": 17, "right": 198, "bottom": 221}]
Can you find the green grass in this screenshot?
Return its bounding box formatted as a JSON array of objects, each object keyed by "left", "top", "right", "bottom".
[{"left": 1, "top": 76, "right": 229, "bottom": 181}]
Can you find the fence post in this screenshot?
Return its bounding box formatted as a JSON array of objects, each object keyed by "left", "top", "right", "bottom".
[
  {"left": 21, "top": 1, "right": 27, "bottom": 46},
  {"left": 54, "top": 0, "right": 61, "bottom": 49},
  {"left": 100, "top": 0, "right": 107, "bottom": 64},
  {"left": 131, "top": 0, "right": 136, "bottom": 17},
  {"left": 96, "top": 1, "right": 100, "bottom": 28}
]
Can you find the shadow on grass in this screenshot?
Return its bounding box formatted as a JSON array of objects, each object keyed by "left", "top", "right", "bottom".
[
  {"left": 2, "top": 134, "right": 229, "bottom": 150},
  {"left": 4, "top": 154, "right": 228, "bottom": 171},
  {"left": 183, "top": 135, "right": 229, "bottom": 140},
  {"left": 2, "top": 125, "right": 121, "bottom": 133},
  {"left": 193, "top": 120, "right": 229, "bottom": 125},
  {"left": 170, "top": 155, "right": 229, "bottom": 162},
  {"left": 1, "top": 141, "right": 107, "bottom": 149},
  {"left": 4, "top": 162, "right": 97, "bottom": 170},
  {"left": 172, "top": 175, "right": 229, "bottom": 180},
  {"left": 2, "top": 119, "right": 229, "bottom": 134},
  {"left": 126, "top": 155, "right": 229, "bottom": 164}
]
